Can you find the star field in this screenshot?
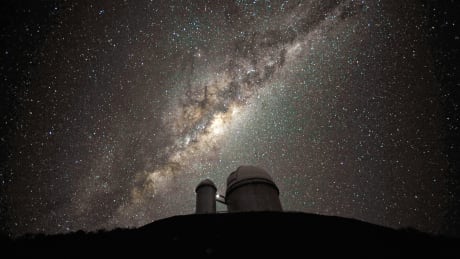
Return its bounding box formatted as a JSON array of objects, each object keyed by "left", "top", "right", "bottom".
[{"left": 1, "top": 0, "right": 459, "bottom": 237}]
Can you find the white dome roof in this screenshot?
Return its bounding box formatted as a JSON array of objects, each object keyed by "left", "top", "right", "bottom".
[
  {"left": 195, "top": 179, "right": 216, "bottom": 192},
  {"left": 226, "top": 166, "right": 275, "bottom": 190}
]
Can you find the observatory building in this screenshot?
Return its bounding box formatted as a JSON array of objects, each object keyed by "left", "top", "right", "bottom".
[
  {"left": 195, "top": 165, "right": 282, "bottom": 213},
  {"left": 195, "top": 179, "right": 217, "bottom": 214}
]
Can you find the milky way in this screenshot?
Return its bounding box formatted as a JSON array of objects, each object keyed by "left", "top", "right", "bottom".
[
  {"left": 1, "top": 1, "right": 459, "bottom": 237},
  {"left": 123, "top": 0, "right": 362, "bottom": 218}
]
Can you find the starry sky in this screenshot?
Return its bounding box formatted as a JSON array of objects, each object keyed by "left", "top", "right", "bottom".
[{"left": 1, "top": 0, "right": 459, "bottom": 237}]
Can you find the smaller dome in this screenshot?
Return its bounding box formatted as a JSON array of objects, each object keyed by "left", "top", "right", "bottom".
[{"left": 195, "top": 179, "right": 216, "bottom": 192}]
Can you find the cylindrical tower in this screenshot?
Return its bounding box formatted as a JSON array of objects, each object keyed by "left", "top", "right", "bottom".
[
  {"left": 225, "top": 166, "right": 282, "bottom": 212},
  {"left": 195, "top": 179, "right": 217, "bottom": 214}
]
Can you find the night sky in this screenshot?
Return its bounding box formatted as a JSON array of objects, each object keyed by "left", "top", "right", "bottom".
[{"left": 1, "top": 0, "right": 459, "bottom": 237}]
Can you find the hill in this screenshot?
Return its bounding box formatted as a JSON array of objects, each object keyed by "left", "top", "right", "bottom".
[{"left": 2, "top": 211, "right": 458, "bottom": 257}]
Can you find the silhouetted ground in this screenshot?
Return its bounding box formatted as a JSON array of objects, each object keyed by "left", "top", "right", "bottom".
[{"left": 1, "top": 212, "right": 459, "bottom": 257}]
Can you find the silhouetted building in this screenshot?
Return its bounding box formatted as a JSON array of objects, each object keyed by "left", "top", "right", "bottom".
[
  {"left": 195, "top": 179, "right": 217, "bottom": 214},
  {"left": 195, "top": 166, "right": 282, "bottom": 213},
  {"left": 225, "top": 166, "right": 282, "bottom": 212}
]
